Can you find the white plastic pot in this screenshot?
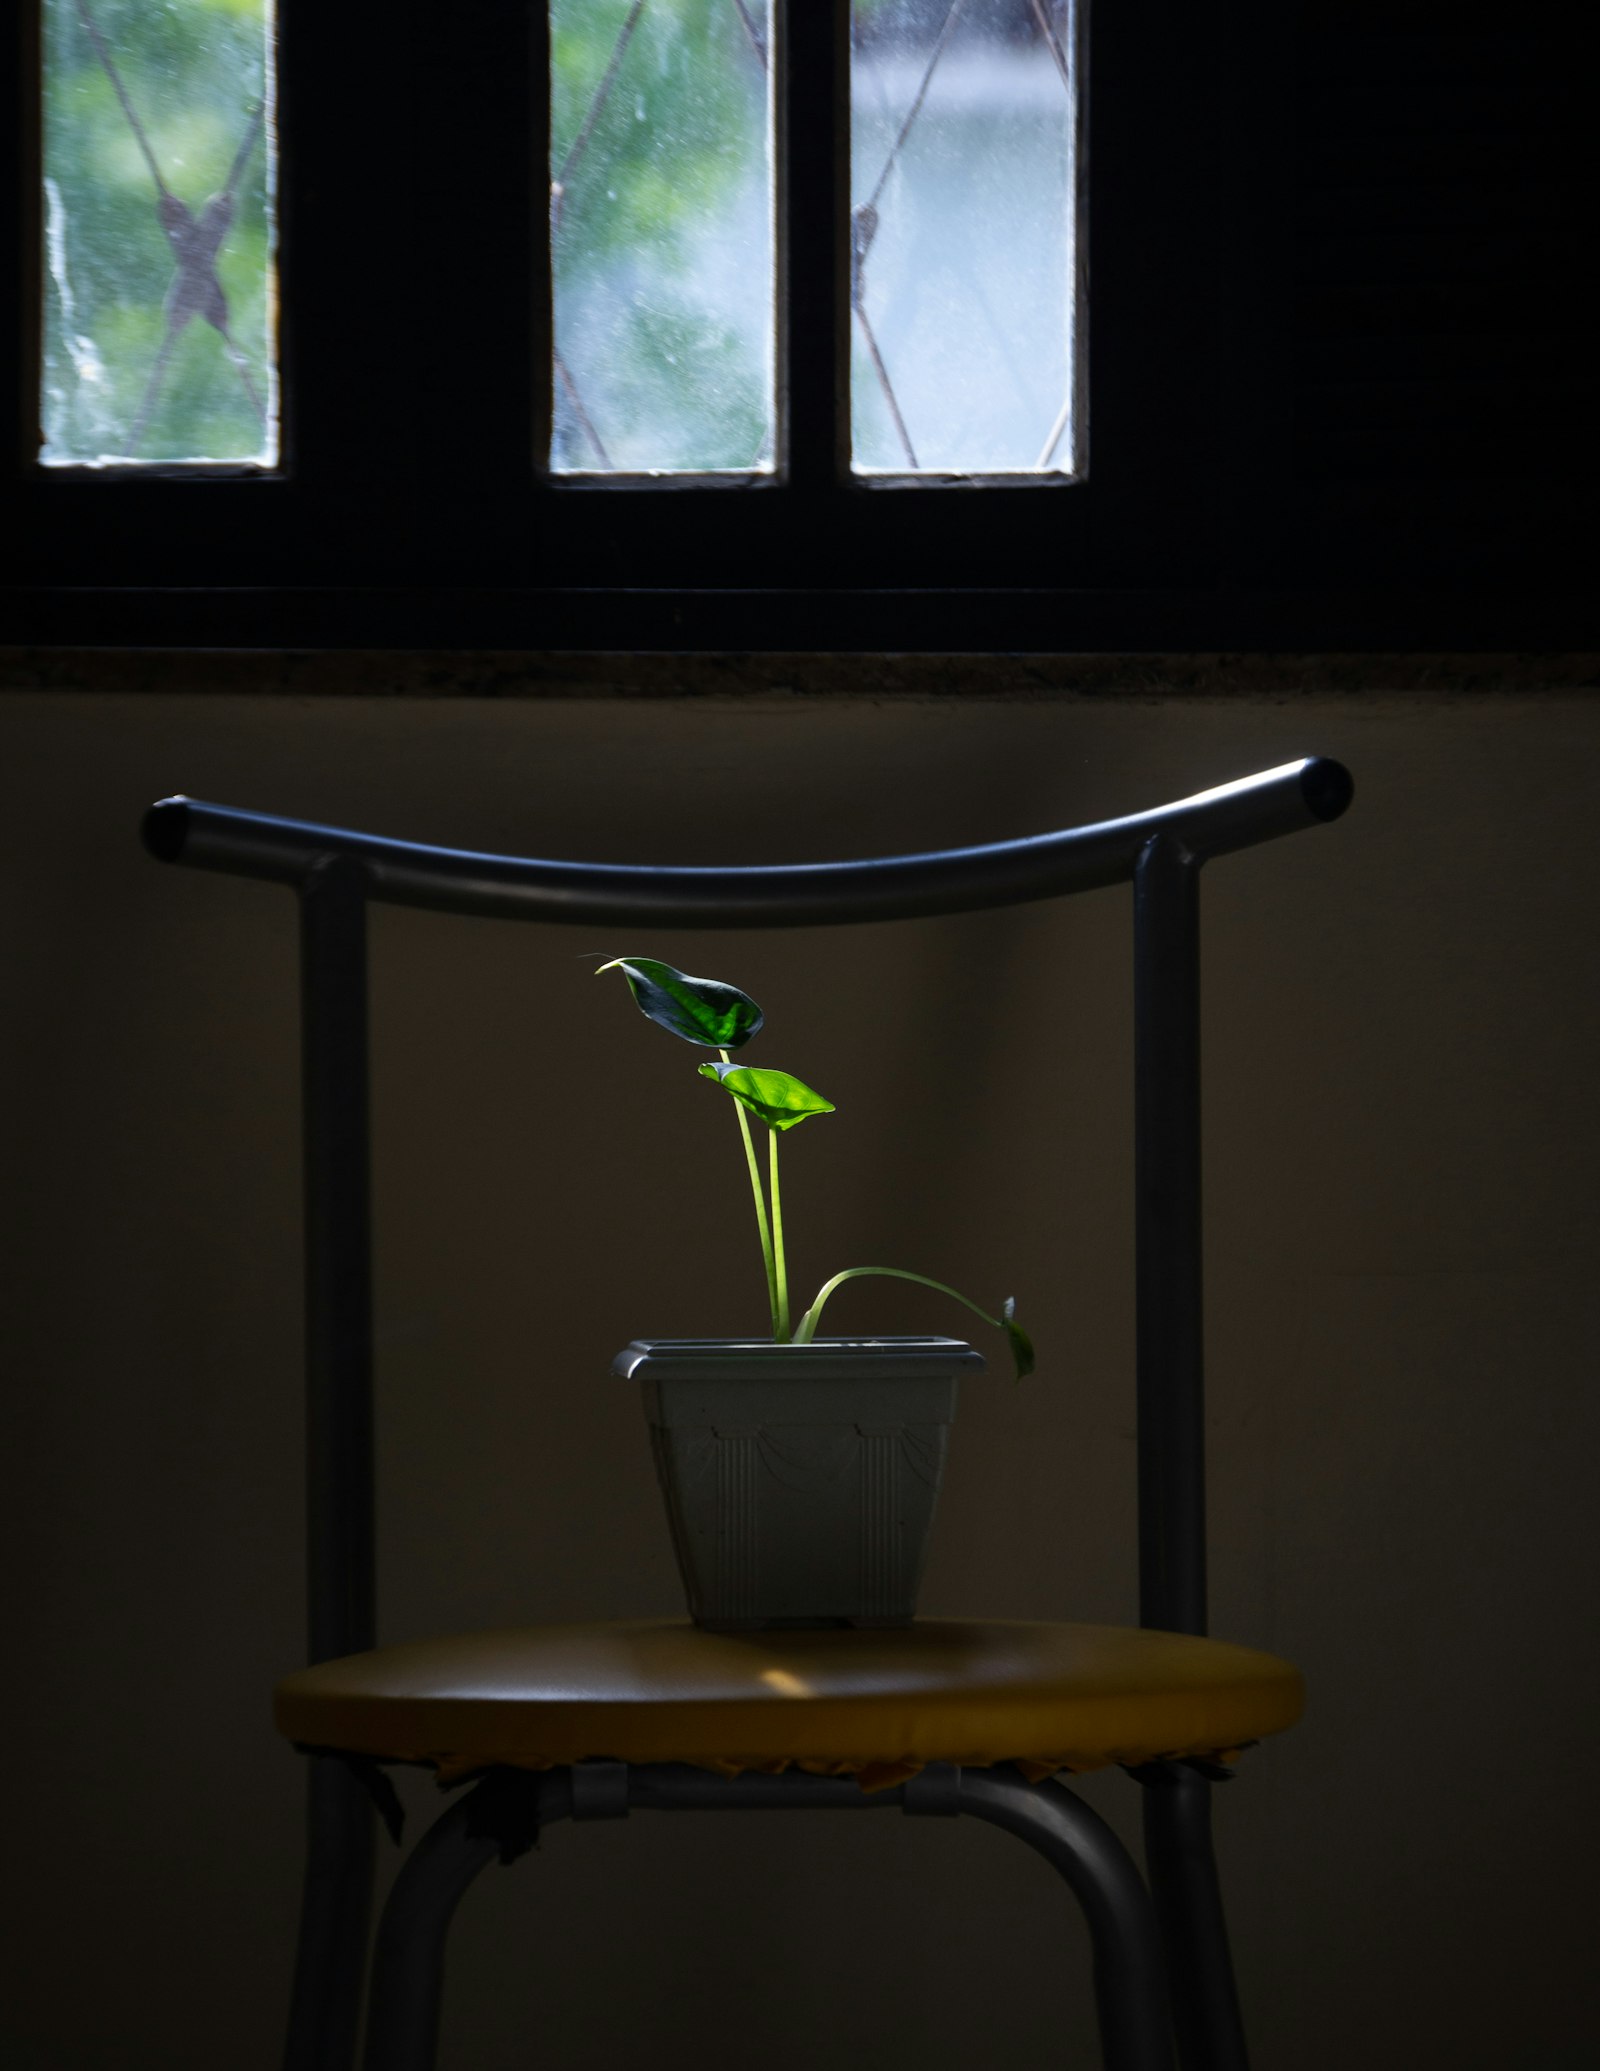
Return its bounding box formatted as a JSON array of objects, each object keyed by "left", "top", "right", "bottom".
[{"left": 614, "top": 1336, "right": 984, "bottom": 1629}]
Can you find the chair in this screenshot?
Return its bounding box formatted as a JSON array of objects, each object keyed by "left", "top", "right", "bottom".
[{"left": 142, "top": 756, "right": 1353, "bottom": 2071}]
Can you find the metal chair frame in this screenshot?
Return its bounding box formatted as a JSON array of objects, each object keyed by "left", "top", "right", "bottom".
[{"left": 143, "top": 756, "right": 1353, "bottom": 2071}]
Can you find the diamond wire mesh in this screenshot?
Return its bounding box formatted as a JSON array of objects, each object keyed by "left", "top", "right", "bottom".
[
  {"left": 54, "top": 5, "right": 1072, "bottom": 474},
  {"left": 550, "top": 0, "right": 773, "bottom": 473},
  {"left": 48, "top": 0, "right": 272, "bottom": 463},
  {"left": 555, "top": 3, "right": 1075, "bottom": 477},
  {"left": 852, "top": 0, "right": 1076, "bottom": 474}
]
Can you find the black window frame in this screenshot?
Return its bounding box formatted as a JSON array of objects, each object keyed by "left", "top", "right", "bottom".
[{"left": 2, "top": 2, "right": 1593, "bottom": 653}]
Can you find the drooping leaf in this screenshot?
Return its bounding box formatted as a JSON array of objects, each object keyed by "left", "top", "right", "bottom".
[
  {"left": 796, "top": 1268, "right": 1036, "bottom": 1380},
  {"left": 596, "top": 956, "right": 763, "bottom": 1049},
  {"left": 1001, "top": 1297, "right": 1036, "bottom": 1382},
  {"left": 698, "top": 1062, "right": 835, "bottom": 1132}
]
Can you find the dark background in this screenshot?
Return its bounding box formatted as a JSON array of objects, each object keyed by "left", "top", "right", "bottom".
[
  {"left": 2, "top": 2, "right": 1598, "bottom": 2067},
  {"left": 4, "top": 666, "right": 1600, "bottom": 2071}
]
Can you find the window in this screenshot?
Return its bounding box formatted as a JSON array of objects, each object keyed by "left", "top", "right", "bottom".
[
  {"left": 32, "top": 3, "right": 1081, "bottom": 486},
  {"left": 24, "top": 5, "right": 1076, "bottom": 488},
  {"left": 40, "top": 0, "right": 277, "bottom": 468},
  {"left": 6, "top": 3, "right": 1096, "bottom": 635},
  {"left": 545, "top": 2, "right": 1080, "bottom": 484},
  {"left": 549, "top": 0, "right": 778, "bottom": 478},
  {"left": 8, "top": 5, "right": 1585, "bottom": 649}
]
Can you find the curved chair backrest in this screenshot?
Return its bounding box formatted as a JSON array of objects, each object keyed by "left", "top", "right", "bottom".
[{"left": 143, "top": 757, "right": 1352, "bottom": 1672}]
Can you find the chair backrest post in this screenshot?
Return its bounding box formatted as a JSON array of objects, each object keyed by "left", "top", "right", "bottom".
[
  {"left": 299, "top": 855, "right": 377, "bottom": 1667},
  {"left": 1133, "top": 833, "right": 1207, "bottom": 1637}
]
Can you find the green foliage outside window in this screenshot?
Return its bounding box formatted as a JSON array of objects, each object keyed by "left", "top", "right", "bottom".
[
  {"left": 42, "top": 0, "right": 273, "bottom": 464},
  {"left": 40, "top": 2, "right": 1064, "bottom": 473},
  {"left": 549, "top": 0, "right": 772, "bottom": 472}
]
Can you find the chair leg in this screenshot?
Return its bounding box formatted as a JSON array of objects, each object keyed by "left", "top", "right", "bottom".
[
  {"left": 1141, "top": 1770, "right": 1248, "bottom": 2071},
  {"left": 355, "top": 1761, "right": 1177, "bottom": 2071},
  {"left": 283, "top": 1754, "right": 377, "bottom": 2071},
  {"left": 362, "top": 1773, "right": 571, "bottom": 2071},
  {"left": 957, "top": 1768, "right": 1176, "bottom": 2071}
]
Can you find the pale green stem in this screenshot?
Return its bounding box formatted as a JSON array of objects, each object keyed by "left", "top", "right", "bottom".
[
  {"left": 793, "top": 1267, "right": 1002, "bottom": 1345},
  {"left": 721, "top": 1046, "right": 779, "bottom": 1338},
  {"left": 768, "top": 1128, "right": 790, "bottom": 1341}
]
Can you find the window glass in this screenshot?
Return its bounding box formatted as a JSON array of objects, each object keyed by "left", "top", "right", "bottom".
[
  {"left": 851, "top": 0, "right": 1077, "bottom": 476},
  {"left": 41, "top": 0, "right": 277, "bottom": 467},
  {"left": 549, "top": 0, "right": 775, "bottom": 475}
]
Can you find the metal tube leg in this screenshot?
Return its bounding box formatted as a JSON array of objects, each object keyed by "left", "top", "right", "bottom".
[
  {"left": 958, "top": 1769, "right": 1175, "bottom": 2071},
  {"left": 362, "top": 1775, "right": 570, "bottom": 2071},
  {"left": 1132, "top": 831, "right": 1207, "bottom": 1639},
  {"left": 298, "top": 857, "right": 376, "bottom": 1673},
  {"left": 361, "top": 1797, "right": 499, "bottom": 2071},
  {"left": 1142, "top": 1772, "right": 1248, "bottom": 2071},
  {"left": 282, "top": 1755, "right": 376, "bottom": 2071}
]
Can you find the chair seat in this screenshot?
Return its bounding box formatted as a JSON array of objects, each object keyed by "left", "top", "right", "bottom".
[{"left": 275, "top": 1618, "right": 1304, "bottom": 1787}]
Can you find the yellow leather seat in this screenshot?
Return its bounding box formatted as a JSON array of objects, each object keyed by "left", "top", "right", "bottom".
[{"left": 275, "top": 1617, "right": 1303, "bottom": 1789}]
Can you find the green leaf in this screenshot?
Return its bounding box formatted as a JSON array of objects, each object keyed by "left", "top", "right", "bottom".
[
  {"left": 596, "top": 956, "right": 763, "bottom": 1049},
  {"left": 795, "top": 1268, "right": 1036, "bottom": 1381},
  {"left": 698, "top": 1062, "right": 835, "bottom": 1132},
  {"left": 1001, "top": 1297, "right": 1036, "bottom": 1382}
]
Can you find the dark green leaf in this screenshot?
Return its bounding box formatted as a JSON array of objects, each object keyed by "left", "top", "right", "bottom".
[
  {"left": 1001, "top": 1296, "right": 1036, "bottom": 1382},
  {"left": 698, "top": 1062, "right": 835, "bottom": 1132},
  {"left": 597, "top": 956, "right": 763, "bottom": 1049}
]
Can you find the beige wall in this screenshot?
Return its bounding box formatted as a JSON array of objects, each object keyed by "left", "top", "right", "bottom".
[{"left": 3, "top": 675, "right": 1597, "bottom": 2069}]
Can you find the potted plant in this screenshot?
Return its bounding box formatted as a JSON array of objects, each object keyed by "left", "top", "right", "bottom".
[{"left": 600, "top": 958, "right": 1033, "bottom": 1631}]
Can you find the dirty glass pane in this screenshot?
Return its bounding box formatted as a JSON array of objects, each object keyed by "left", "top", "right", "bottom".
[
  {"left": 41, "top": 0, "right": 277, "bottom": 467},
  {"left": 851, "top": 0, "right": 1077, "bottom": 476},
  {"left": 549, "top": 1, "right": 774, "bottom": 475}
]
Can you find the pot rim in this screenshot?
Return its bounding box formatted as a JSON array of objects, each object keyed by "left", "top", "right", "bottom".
[{"left": 614, "top": 1334, "right": 986, "bottom": 1381}]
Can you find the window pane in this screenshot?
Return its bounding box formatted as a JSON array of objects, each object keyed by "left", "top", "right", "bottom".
[
  {"left": 549, "top": 0, "right": 774, "bottom": 475},
  {"left": 851, "top": 0, "right": 1077, "bottom": 476},
  {"left": 40, "top": 0, "right": 277, "bottom": 467}
]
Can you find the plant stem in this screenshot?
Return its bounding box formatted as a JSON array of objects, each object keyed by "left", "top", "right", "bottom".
[
  {"left": 768, "top": 1128, "right": 790, "bottom": 1341},
  {"left": 722, "top": 1046, "right": 779, "bottom": 1337},
  {"left": 794, "top": 1267, "right": 1002, "bottom": 1344}
]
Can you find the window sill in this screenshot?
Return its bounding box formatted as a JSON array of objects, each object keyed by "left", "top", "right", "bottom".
[{"left": 2, "top": 639, "right": 1594, "bottom": 701}]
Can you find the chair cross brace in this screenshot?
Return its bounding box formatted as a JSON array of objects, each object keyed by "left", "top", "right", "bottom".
[{"left": 362, "top": 1760, "right": 1178, "bottom": 2071}]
